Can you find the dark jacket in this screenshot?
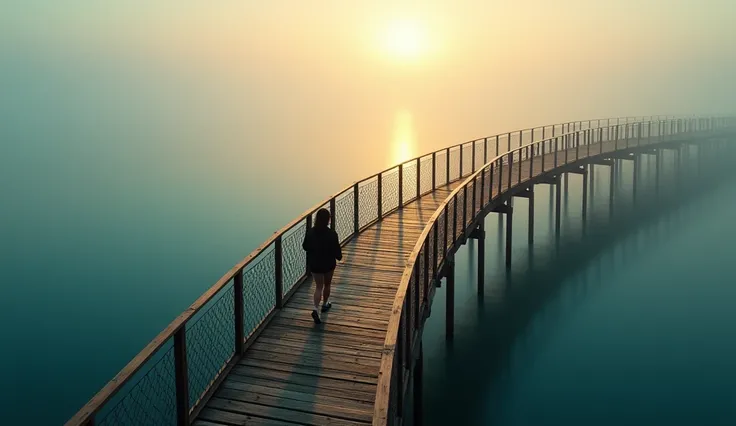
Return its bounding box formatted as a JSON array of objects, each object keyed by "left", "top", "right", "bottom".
[{"left": 302, "top": 226, "right": 342, "bottom": 274}]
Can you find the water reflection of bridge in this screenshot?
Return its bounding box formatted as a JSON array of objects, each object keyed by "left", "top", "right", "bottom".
[{"left": 66, "top": 117, "right": 735, "bottom": 426}]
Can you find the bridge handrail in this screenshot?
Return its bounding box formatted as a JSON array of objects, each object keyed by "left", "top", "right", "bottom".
[
  {"left": 372, "top": 116, "right": 736, "bottom": 425},
  {"left": 65, "top": 114, "right": 702, "bottom": 425}
]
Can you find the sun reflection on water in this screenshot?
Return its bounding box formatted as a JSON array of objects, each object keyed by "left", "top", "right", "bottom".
[{"left": 391, "top": 109, "right": 417, "bottom": 165}]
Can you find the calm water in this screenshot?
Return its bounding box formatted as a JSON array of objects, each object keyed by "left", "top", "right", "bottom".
[{"left": 423, "top": 148, "right": 736, "bottom": 425}]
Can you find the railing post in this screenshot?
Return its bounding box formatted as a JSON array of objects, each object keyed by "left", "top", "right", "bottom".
[
  {"left": 460, "top": 144, "right": 464, "bottom": 177},
  {"left": 329, "top": 198, "right": 336, "bottom": 231},
  {"left": 472, "top": 141, "right": 476, "bottom": 172},
  {"left": 275, "top": 236, "right": 283, "bottom": 308},
  {"left": 463, "top": 185, "right": 468, "bottom": 229},
  {"left": 484, "top": 137, "right": 488, "bottom": 163},
  {"left": 423, "top": 240, "right": 430, "bottom": 308},
  {"left": 416, "top": 157, "right": 421, "bottom": 197},
  {"left": 452, "top": 193, "right": 458, "bottom": 243},
  {"left": 377, "top": 174, "right": 383, "bottom": 220},
  {"left": 443, "top": 204, "right": 449, "bottom": 254},
  {"left": 507, "top": 153, "right": 513, "bottom": 188},
  {"left": 446, "top": 148, "right": 450, "bottom": 185},
  {"left": 353, "top": 183, "right": 359, "bottom": 234},
  {"left": 398, "top": 164, "right": 404, "bottom": 208},
  {"left": 498, "top": 155, "right": 504, "bottom": 193},
  {"left": 432, "top": 221, "right": 439, "bottom": 279},
  {"left": 432, "top": 152, "right": 436, "bottom": 190},
  {"left": 174, "top": 327, "right": 190, "bottom": 426},
  {"left": 234, "top": 269, "right": 244, "bottom": 355},
  {"left": 529, "top": 145, "right": 534, "bottom": 178},
  {"left": 480, "top": 165, "right": 485, "bottom": 209},
  {"left": 507, "top": 132, "right": 511, "bottom": 152},
  {"left": 554, "top": 137, "right": 558, "bottom": 168},
  {"left": 495, "top": 135, "right": 500, "bottom": 157},
  {"left": 489, "top": 163, "right": 494, "bottom": 200}
]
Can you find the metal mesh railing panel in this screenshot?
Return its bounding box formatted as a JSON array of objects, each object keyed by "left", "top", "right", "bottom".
[
  {"left": 97, "top": 344, "right": 177, "bottom": 426},
  {"left": 334, "top": 190, "right": 354, "bottom": 242},
  {"left": 436, "top": 210, "right": 446, "bottom": 266},
  {"left": 420, "top": 157, "right": 433, "bottom": 195},
  {"left": 186, "top": 284, "right": 235, "bottom": 408},
  {"left": 243, "top": 247, "right": 276, "bottom": 336},
  {"left": 449, "top": 147, "right": 460, "bottom": 182},
  {"left": 402, "top": 162, "right": 417, "bottom": 204},
  {"left": 435, "top": 150, "right": 447, "bottom": 186},
  {"left": 447, "top": 195, "right": 457, "bottom": 246},
  {"left": 382, "top": 169, "right": 400, "bottom": 213},
  {"left": 359, "top": 178, "right": 379, "bottom": 229},
  {"left": 474, "top": 140, "right": 484, "bottom": 171},
  {"left": 462, "top": 142, "right": 473, "bottom": 177},
  {"left": 282, "top": 221, "right": 307, "bottom": 293},
  {"left": 418, "top": 244, "right": 426, "bottom": 320},
  {"left": 455, "top": 190, "right": 465, "bottom": 243}
]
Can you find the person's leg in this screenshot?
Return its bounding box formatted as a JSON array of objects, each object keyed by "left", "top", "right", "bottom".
[
  {"left": 312, "top": 273, "right": 324, "bottom": 323},
  {"left": 321, "top": 268, "right": 334, "bottom": 311}
]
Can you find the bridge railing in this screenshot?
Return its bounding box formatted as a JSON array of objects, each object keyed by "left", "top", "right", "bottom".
[
  {"left": 372, "top": 116, "right": 736, "bottom": 426},
  {"left": 65, "top": 115, "right": 691, "bottom": 426}
]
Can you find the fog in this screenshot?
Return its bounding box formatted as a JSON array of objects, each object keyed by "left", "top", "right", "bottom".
[{"left": 1, "top": 1, "right": 735, "bottom": 423}]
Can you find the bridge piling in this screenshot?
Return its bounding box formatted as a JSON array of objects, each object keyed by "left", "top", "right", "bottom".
[
  {"left": 445, "top": 256, "right": 455, "bottom": 340},
  {"left": 414, "top": 342, "right": 424, "bottom": 426},
  {"left": 633, "top": 155, "right": 638, "bottom": 203},
  {"left": 469, "top": 222, "right": 486, "bottom": 295},
  {"left": 555, "top": 174, "right": 562, "bottom": 238},
  {"left": 528, "top": 188, "right": 535, "bottom": 244},
  {"left": 609, "top": 160, "right": 615, "bottom": 218},
  {"left": 491, "top": 202, "right": 514, "bottom": 269},
  {"left": 581, "top": 166, "right": 588, "bottom": 229}
]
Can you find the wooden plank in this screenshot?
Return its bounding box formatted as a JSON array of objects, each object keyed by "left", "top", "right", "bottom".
[
  {"left": 247, "top": 342, "right": 381, "bottom": 368},
  {"left": 230, "top": 366, "right": 377, "bottom": 395},
  {"left": 207, "top": 397, "right": 369, "bottom": 426},
  {"left": 216, "top": 387, "right": 373, "bottom": 423},
  {"left": 253, "top": 337, "right": 383, "bottom": 360},
  {"left": 220, "top": 380, "right": 374, "bottom": 412},
  {"left": 195, "top": 410, "right": 295, "bottom": 426},
  {"left": 240, "top": 351, "right": 379, "bottom": 378},
  {"left": 225, "top": 375, "right": 375, "bottom": 404},
  {"left": 238, "top": 358, "right": 379, "bottom": 385}
]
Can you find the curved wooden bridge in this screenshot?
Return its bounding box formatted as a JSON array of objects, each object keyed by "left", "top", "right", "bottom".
[{"left": 67, "top": 117, "right": 735, "bottom": 426}]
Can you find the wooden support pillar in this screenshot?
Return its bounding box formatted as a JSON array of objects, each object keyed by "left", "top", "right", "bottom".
[
  {"left": 506, "top": 207, "right": 513, "bottom": 269},
  {"left": 469, "top": 223, "right": 485, "bottom": 295},
  {"left": 445, "top": 256, "right": 455, "bottom": 340},
  {"left": 632, "top": 155, "right": 638, "bottom": 203},
  {"left": 609, "top": 160, "right": 615, "bottom": 218},
  {"left": 581, "top": 166, "right": 588, "bottom": 229},
  {"left": 492, "top": 203, "right": 513, "bottom": 269},
  {"left": 527, "top": 188, "right": 535, "bottom": 244},
  {"left": 414, "top": 342, "right": 424, "bottom": 426},
  {"left": 655, "top": 150, "right": 660, "bottom": 194},
  {"left": 555, "top": 174, "right": 562, "bottom": 237},
  {"left": 589, "top": 164, "right": 595, "bottom": 197}
]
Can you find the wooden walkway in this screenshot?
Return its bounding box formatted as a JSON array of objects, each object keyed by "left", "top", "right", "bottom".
[
  {"left": 193, "top": 132, "right": 706, "bottom": 426},
  {"left": 194, "top": 182, "right": 463, "bottom": 426}
]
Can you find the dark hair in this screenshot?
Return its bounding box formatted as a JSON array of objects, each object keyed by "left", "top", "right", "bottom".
[{"left": 314, "top": 208, "right": 331, "bottom": 229}]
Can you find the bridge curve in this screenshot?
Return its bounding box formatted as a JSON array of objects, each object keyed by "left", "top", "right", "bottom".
[{"left": 66, "top": 116, "right": 733, "bottom": 426}]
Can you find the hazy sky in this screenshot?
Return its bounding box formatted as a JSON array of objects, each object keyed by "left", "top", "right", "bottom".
[{"left": 1, "top": 2, "right": 735, "bottom": 422}]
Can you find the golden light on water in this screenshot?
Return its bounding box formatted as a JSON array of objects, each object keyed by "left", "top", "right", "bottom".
[{"left": 391, "top": 109, "right": 417, "bottom": 165}]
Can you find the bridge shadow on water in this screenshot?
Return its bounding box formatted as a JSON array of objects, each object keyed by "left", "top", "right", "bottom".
[{"left": 421, "top": 143, "right": 736, "bottom": 426}]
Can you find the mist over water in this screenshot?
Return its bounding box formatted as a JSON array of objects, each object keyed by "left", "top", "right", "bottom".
[
  {"left": 1, "top": 1, "right": 736, "bottom": 424},
  {"left": 422, "top": 147, "right": 736, "bottom": 425}
]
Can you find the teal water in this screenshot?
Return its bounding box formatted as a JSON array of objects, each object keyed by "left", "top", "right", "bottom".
[
  {"left": 423, "top": 148, "right": 736, "bottom": 425},
  {"left": 0, "top": 50, "right": 397, "bottom": 424}
]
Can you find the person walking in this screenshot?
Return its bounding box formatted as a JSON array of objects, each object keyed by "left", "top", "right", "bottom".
[{"left": 302, "top": 208, "right": 342, "bottom": 324}]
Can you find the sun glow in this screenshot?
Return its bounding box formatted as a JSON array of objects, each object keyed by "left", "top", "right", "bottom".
[
  {"left": 391, "top": 109, "right": 417, "bottom": 165},
  {"left": 380, "top": 19, "right": 427, "bottom": 60}
]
